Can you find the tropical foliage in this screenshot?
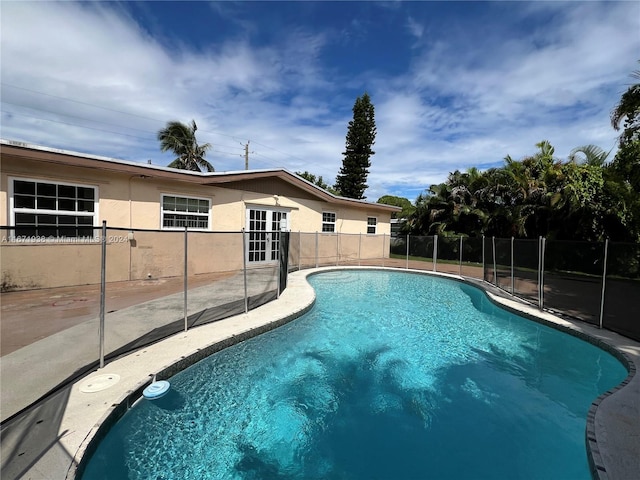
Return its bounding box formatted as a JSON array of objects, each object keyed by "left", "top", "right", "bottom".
[
  {"left": 158, "top": 120, "right": 214, "bottom": 172},
  {"left": 610, "top": 61, "right": 640, "bottom": 223},
  {"left": 403, "top": 140, "right": 639, "bottom": 242},
  {"left": 402, "top": 63, "right": 640, "bottom": 243},
  {"left": 376, "top": 195, "right": 415, "bottom": 219},
  {"left": 335, "top": 93, "right": 376, "bottom": 199}
]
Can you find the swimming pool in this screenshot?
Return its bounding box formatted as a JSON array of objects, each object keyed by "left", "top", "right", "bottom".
[{"left": 80, "top": 270, "right": 627, "bottom": 479}]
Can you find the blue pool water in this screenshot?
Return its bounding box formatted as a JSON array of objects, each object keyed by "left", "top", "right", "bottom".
[{"left": 81, "top": 270, "right": 627, "bottom": 480}]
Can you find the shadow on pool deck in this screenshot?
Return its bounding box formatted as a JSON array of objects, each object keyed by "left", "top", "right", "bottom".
[{"left": 1, "top": 271, "right": 234, "bottom": 356}]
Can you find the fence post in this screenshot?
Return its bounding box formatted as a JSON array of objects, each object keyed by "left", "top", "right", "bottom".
[
  {"left": 482, "top": 235, "right": 485, "bottom": 281},
  {"left": 459, "top": 236, "right": 463, "bottom": 276},
  {"left": 539, "top": 237, "right": 546, "bottom": 310},
  {"left": 298, "top": 230, "right": 301, "bottom": 271},
  {"left": 183, "top": 226, "right": 188, "bottom": 332},
  {"left": 492, "top": 236, "right": 497, "bottom": 286},
  {"left": 406, "top": 234, "right": 409, "bottom": 269},
  {"left": 537, "top": 236, "right": 542, "bottom": 307},
  {"left": 336, "top": 233, "right": 339, "bottom": 266},
  {"left": 277, "top": 234, "right": 281, "bottom": 299},
  {"left": 242, "top": 229, "right": 248, "bottom": 314},
  {"left": 382, "top": 233, "right": 386, "bottom": 267},
  {"left": 511, "top": 236, "right": 515, "bottom": 294},
  {"left": 358, "top": 232, "right": 362, "bottom": 267},
  {"left": 599, "top": 239, "right": 609, "bottom": 329},
  {"left": 99, "top": 221, "right": 106, "bottom": 369},
  {"left": 433, "top": 235, "right": 438, "bottom": 272},
  {"left": 315, "top": 231, "right": 319, "bottom": 268}
]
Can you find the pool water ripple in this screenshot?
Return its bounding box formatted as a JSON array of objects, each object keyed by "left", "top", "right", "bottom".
[{"left": 81, "top": 270, "right": 627, "bottom": 480}]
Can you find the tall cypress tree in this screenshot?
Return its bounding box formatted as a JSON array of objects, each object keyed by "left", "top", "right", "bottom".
[{"left": 335, "top": 93, "right": 376, "bottom": 199}]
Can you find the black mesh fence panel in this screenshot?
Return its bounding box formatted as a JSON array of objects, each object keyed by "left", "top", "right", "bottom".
[
  {"left": 437, "top": 236, "right": 459, "bottom": 262},
  {"left": 513, "top": 239, "right": 539, "bottom": 304},
  {"left": 288, "top": 231, "right": 301, "bottom": 271},
  {"left": 461, "top": 237, "right": 483, "bottom": 279},
  {"left": 603, "top": 242, "right": 640, "bottom": 341},
  {"left": 407, "top": 235, "right": 434, "bottom": 271},
  {"left": 317, "top": 233, "right": 339, "bottom": 266},
  {"left": 298, "top": 233, "right": 318, "bottom": 269},
  {"left": 435, "top": 236, "right": 460, "bottom": 275},
  {"left": 186, "top": 231, "right": 249, "bottom": 330},
  {"left": 483, "top": 237, "right": 494, "bottom": 283},
  {"left": 542, "top": 240, "right": 605, "bottom": 325},
  {"left": 105, "top": 228, "right": 186, "bottom": 359},
  {"left": 0, "top": 226, "right": 103, "bottom": 422},
  {"left": 279, "top": 232, "right": 290, "bottom": 292},
  {"left": 338, "top": 233, "right": 361, "bottom": 266},
  {"left": 360, "top": 234, "right": 385, "bottom": 267},
  {"left": 390, "top": 235, "right": 407, "bottom": 257},
  {"left": 494, "top": 238, "right": 512, "bottom": 291}
]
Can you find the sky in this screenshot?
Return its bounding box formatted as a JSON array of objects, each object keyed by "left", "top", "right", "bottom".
[{"left": 1, "top": 1, "right": 639, "bottom": 202}]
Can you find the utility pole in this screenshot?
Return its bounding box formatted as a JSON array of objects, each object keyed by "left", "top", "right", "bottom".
[{"left": 244, "top": 140, "right": 250, "bottom": 170}]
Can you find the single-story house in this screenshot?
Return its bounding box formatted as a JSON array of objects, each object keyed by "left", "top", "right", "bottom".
[{"left": 0, "top": 139, "right": 400, "bottom": 289}]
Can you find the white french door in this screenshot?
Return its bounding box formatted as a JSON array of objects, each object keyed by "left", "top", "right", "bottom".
[{"left": 246, "top": 208, "right": 289, "bottom": 263}]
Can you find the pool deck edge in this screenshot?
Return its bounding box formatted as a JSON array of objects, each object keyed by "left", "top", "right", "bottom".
[{"left": 61, "top": 270, "right": 319, "bottom": 479}]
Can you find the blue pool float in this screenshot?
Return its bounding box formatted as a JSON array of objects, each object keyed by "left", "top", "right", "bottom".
[{"left": 143, "top": 380, "right": 170, "bottom": 400}]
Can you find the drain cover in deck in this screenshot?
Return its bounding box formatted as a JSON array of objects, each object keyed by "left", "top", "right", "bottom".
[{"left": 79, "top": 373, "right": 121, "bottom": 393}]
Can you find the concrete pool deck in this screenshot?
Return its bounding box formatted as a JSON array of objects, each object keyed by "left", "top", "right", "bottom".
[{"left": 1, "top": 267, "right": 638, "bottom": 480}]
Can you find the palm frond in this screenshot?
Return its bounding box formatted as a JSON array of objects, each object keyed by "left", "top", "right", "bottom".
[
  {"left": 157, "top": 119, "right": 214, "bottom": 172},
  {"left": 568, "top": 145, "right": 611, "bottom": 166}
]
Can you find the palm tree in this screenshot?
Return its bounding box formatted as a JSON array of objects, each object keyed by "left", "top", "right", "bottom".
[
  {"left": 611, "top": 61, "right": 640, "bottom": 145},
  {"left": 157, "top": 120, "right": 214, "bottom": 172},
  {"left": 610, "top": 62, "right": 640, "bottom": 195},
  {"left": 568, "top": 145, "right": 611, "bottom": 167}
]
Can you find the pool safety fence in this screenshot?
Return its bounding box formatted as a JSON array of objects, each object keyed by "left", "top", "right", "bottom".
[
  {"left": 288, "top": 231, "right": 390, "bottom": 269},
  {"left": 1, "top": 226, "right": 638, "bottom": 426},
  {"left": 0, "top": 225, "right": 289, "bottom": 425},
  {"left": 480, "top": 236, "right": 640, "bottom": 342},
  {"left": 387, "top": 233, "right": 637, "bottom": 342}
]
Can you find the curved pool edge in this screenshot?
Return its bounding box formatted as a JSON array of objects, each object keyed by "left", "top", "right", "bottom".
[
  {"left": 305, "top": 268, "right": 639, "bottom": 480},
  {"left": 66, "top": 273, "right": 318, "bottom": 480},
  {"left": 63, "top": 267, "right": 638, "bottom": 480},
  {"left": 476, "top": 281, "right": 639, "bottom": 480}
]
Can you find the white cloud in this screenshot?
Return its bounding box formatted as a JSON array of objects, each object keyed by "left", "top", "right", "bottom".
[
  {"left": 385, "top": 2, "right": 638, "bottom": 175},
  {"left": 1, "top": 1, "right": 638, "bottom": 203},
  {"left": 406, "top": 16, "right": 424, "bottom": 41}
]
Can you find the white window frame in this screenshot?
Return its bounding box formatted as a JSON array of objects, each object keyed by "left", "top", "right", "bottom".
[
  {"left": 322, "top": 211, "right": 336, "bottom": 233},
  {"left": 160, "top": 194, "right": 211, "bottom": 231},
  {"left": 367, "top": 216, "right": 377, "bottom": 235},
  {"left": 8, "top": 176, "right": 99, "bottom": 240}
]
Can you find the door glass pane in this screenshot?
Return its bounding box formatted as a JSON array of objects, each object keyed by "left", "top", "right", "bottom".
[{"left": 247, "top": 209, "right": 269, "bottom": 263}]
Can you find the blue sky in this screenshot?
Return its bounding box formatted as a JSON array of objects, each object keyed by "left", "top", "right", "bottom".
[{"left": 1, "top": 1, "right": 639, "bottom": 202}]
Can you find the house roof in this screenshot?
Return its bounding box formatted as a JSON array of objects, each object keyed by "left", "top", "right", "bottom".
[{"left": 0, "top": 139, "right": 400, "bottom": 213}]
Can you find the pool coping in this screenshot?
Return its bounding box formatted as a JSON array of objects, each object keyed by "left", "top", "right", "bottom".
[{"left": 15, "top": 267, "right": 637, "bottom": 479}]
